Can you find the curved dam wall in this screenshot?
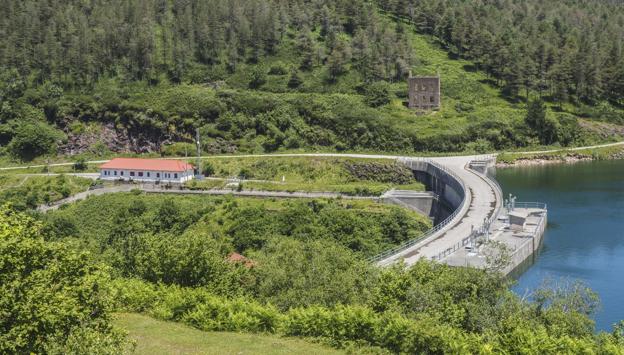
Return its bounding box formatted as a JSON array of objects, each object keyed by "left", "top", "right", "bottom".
[
  {"left": 400, "top": 159, "right": 466, "bottom": 224},
  {"left": 373, "top": 158, "right": 469, "bottom": 265}
]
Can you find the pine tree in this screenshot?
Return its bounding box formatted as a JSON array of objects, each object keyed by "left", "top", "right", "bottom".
[
  {"left": 298, "top": 28, "right": 315, "bottom": 71},
  {"left": 327, "top": 37, "right": 351, "bottom": 81},
  {"left": 287, "top": 69, "right": 303, "bottom": 89}
]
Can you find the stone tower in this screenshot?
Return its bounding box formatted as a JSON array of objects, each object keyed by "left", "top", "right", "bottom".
[{"left": 408, "top": 75, "right": 441, "bottom": 110}]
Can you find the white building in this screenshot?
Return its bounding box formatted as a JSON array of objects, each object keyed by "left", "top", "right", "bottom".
[{"left": 99, "top": 158, "right": 195, "bottom": 183}]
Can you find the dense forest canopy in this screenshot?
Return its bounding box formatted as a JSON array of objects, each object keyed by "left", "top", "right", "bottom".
[
  {"left": 381, "top": 0, "right": 624, "bottom": 105},
  {"left": 3, "top": 0, "right": 624, "bottom": 104},
  {"left": 0, "top": 0, "right": 623, "bottom": 160},
  {"left": 0, "top": 0, "right": 412, "bottom": 86}
]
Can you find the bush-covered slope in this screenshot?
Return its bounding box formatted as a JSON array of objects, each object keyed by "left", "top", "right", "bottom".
[
  {"left": 2, "top": 195, "right": 624, "bottom": 352},
  {"left": 1, "top": 0, "right": 624, "bottom": 163}
]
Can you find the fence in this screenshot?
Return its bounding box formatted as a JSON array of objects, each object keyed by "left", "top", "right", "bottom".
[
  {"left": 429, "top": 156, "right": 504, "bottom": 262},
  {"left": 368, "top": 158, "right": 469, "bottom": 264},
  {"left": 513, "top": 202, "right": 548, "bottom": 210},
  {"left": 432, "top": 202, "right": 548, "bottom": 262}
]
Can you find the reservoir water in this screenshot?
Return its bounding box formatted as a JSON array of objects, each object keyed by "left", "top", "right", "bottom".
[{"left": 495, "top": 160, "right": 624, "bottom": 331}]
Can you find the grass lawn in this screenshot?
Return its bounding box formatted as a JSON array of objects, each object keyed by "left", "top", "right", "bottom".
[
  {"left": 114, "top": 313, "right": 343, "bottom": 355},
  {"left": 187, "top": 156, "right": 424, "bottom": 196}
]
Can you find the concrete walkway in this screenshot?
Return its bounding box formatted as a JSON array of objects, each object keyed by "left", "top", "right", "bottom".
[
  {"left": 374, "top": 155, "right": 500, "bottom": 266},
  {"left": 405, "top": 156, "right": 500, "bottom": 261}
]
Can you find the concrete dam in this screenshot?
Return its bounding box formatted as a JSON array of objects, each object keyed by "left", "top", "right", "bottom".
[
  {"left": 373, "top": 155, "right": 548, "bottom": 276},
  {"left": 31, "top": 151, "right": 547, "bottom": 276}
]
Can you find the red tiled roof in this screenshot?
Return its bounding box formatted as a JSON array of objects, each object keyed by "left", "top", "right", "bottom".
[
  {"left": 227, "top": 252, "right": 256, "bottom": 268},
  {"left": 99, "top": 158, "right": 194, "bottom": 172}
]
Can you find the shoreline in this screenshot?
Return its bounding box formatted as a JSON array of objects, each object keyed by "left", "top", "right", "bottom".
[{"left": 496, "top": 150, "right": 624, "bottom": 168}]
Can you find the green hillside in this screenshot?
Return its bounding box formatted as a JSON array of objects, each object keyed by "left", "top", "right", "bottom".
[{"left": 1, "top": 0, "right": 624, "bottom": 166}]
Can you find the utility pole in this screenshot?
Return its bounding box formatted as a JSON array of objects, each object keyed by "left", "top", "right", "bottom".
[{"left": 195, "top": 128, "right": 202, "bottom": 177}]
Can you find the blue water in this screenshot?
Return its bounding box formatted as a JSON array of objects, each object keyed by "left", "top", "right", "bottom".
[{"left": 495, "top": 160, "right": 624, "bottom": 331}]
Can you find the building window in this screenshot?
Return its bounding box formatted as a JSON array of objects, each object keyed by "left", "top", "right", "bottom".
[
  {"left": 156, "top": 173, "right": 160, "bottom": 178},
  {"left": 130, "top": 171, "right": 135, "bottom": 177},
  {"left": 147, "top": 172, "right": 150, "bottom": 177},
  {"left": 138, "top": 172, "right": 143, "bottom": 177},
  {"left": 430, "top": 96, "right": 435, "bottom": 103},
  {"left": 174, "top": 173, "right": 178, "bottom": 179},
  {"left": 121, "top": 171, "right": 124, "bottom": 176},
  {"left": 114, "top": 171, "right": 117, "bottom": 176}
]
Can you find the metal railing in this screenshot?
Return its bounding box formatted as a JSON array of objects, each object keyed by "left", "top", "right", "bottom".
[
  {"left": 513, "top": 202, "right": 548, "bottom": 210},
  {"left": 368, "top": 158, "right": 469, "bottom": 264},
  {"left": 432, "top": 201, "right": 548, "bottom": 262},
  {"left": 371, "top": 153, "right": 549, "bottom": 265},
  {"left": 481, "top": 159, "right": 504, "bottom": 226},
  {"left": 431, "top": 156, "right": 503, "bottom": 262}
]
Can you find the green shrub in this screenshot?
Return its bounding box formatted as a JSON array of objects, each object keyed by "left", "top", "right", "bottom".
[
  {"left": 364, "top": 81, "right": 391, "bottom": 107},
  {"left": 161, "top": 142, "right": 196, "bottom": 157},
  {"left": 268, "top": 62, "right": 288, "bottom": 75},
  {"left": 0, "top": 207, "right": 128, "bottom": 353},
  {"left": 8, "top": 121, "right": 65, "bottom": 161},
  {"left": 287, "top": 70, "right": 303, "bottom": 89},
  {"left": 250, "top": 238, "right": 375, "bottom": 310},
  {"left": 73, "top": 158, "right": 88, "bottom": 171},
  {"left": 249, "top": 67, "right": 267, "bottom": 89},
  {"left": 202, "top": 162, "right": 215, "bottom": 176}
]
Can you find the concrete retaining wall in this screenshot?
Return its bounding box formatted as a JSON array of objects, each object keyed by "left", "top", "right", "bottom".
[
  {"left": 401, "top": 160, "right": 465, "bottom": 219},
  {"left": 504, "top": 211, "right": 548, "bottom": 275}
]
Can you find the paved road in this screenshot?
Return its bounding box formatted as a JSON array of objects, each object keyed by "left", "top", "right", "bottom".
[
  {"left": 1, "top": 140, "right": 622, "bottom": 172},
  {"left": 405, "top": 156, "right": 500, "bottom": 262},
  {"left": 507, "top": 140, "right": 624, "bottom": 155},
  {"left": 18, "top": 173, "right": 100, "bottom": 180}
]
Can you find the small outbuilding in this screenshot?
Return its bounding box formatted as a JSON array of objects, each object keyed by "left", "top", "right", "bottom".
[
  {"left": 508, "top": 210, "right": 529, "bottom": 231},
  {"left": 99, "top": 158, "right": 194, "bottom": 183},
  {"left": 408, "top": 75, "right": 441, "bottom": 111},
  {"left": 227, "top": 252, "right": 256, "bottom": 268}
]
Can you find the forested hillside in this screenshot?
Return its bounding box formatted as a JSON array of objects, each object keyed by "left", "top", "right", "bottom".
[
  {"left": 1, "top": 0, "right": 624, "bottom": 163},
  {"left": 1, "top": 0, "right": 410, "bottom": 86},
  {"left": 381, "top": 0, "right": 624, "bottom": 105}
]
